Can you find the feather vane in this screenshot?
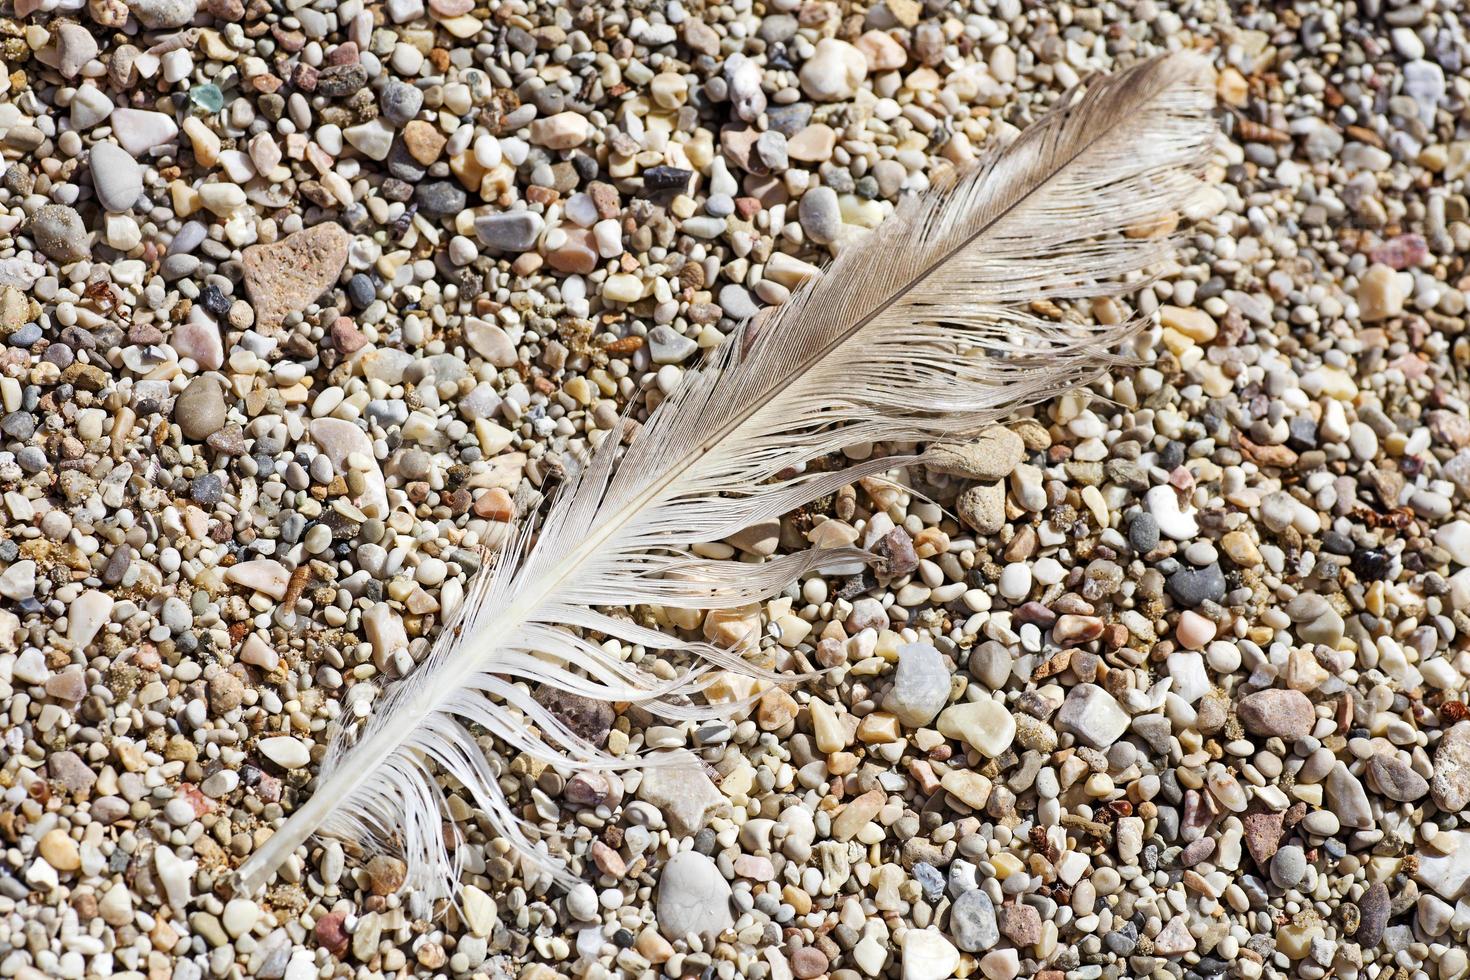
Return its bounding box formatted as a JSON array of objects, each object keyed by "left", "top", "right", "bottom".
[{"left": 233, "top": 52, "right": 1218, "bottom": 905}]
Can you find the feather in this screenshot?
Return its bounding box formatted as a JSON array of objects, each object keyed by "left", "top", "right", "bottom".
[{"left": 232, "top": 52, "right": 1218, "bottom": 906}]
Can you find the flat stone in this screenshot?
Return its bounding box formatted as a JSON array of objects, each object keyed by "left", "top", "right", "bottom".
[
  {"left": 475, "top": 211, "right": 543, "bottom": 251},
  {"left": 1165, "top": 563, "right": 1226, "bottom": 607},
  {"left": 1433, "top": 722, "right": 1470, "bottom": 812},
  {"left": 995, "top": 904, "right": 1040, "bottom": 946},
  {"left": 1357, "top": 263, "right": 1407, "bottom": 321},
  {"left": 1368, "top": 754, "right": 1428, "bottom": 802},
  {"left": 1417, "top": 832, "right": 1470, "bottom": 900},
  {"left": 799, "top": 38, "right": 867, "bottom": 102},
  {"left": 788, "top": 124, "right": 837, "bottom": 162},
  {"left": 172, "top": 311, "right": 225, "bottom": 370},
  {"left": 461, "top": 885, "right": 497, "bottom": 937},
  {"left": 1355, "top": 882, "right": 1390, "bottom": 946},
  {"left": 242, "top": 223, "right": 351, "bottom": 335},
  {"left": 1436, "top": 520, "right": 1470, "bottom": 565},
  {"left": 70, "top": 85, "right": 114, "bottom": 129},
  {"left": 1325, "top": 761, "right": 1373, "bottom": 829},
  {"left": 56, "top": 23, "right": 99, "bottom": 79},
  {"left": 345, "top": 119, "right": 395, "bottom": 160},
  {"left": 1055, "top": 684, "right": 1130, "bottom": 748},
  {"left": 132, "top": 0, "right": 198, "bottom": 28},
  {"left": 68, "top": 590, "right": 113, "bottom": 650},
  {"left": 937, "top": 699, "right": 1015, "bottom": 757},
  {"left": 464, "top": 318, "right": 519, "bottom": 367},
  {"left": 957, "top": 481, "right": 1005, "bottom": 534},
  {"left": 153, "top": 846, "right": 195, "bottom": 910},
  {"left": 90, "top": 141, "right": 143, "bottom": 212},
  {"left": 798, "top": 186, "right": 841, "bottom": 244},
  {"left": 636, "top": 750, "right": 729, "bottom": 836},
  {"left": 533, "top": 686, "right": 614, "bottom": 747},
  {"left": 949, "top": 889, "right": 998, "bottom": 952},
  {"left": 1144, "top": 484, "right": 1198, "bottom": 540},
  {"left": 647, "top": 325, "right": 698, "bottom": 364},
  {"left": 1236, "top": 689, "right": 1314, "bottom": 739},
  {"left": 927, "top": 427, "right": 1026, "bottom": 481},
  {"left": 1152, "top": 916, "right": 1195, "bottom": 956},
  {"left": 363, "top": 604, "right": 408, "bottom": 671},
  {"left": 47, "top": 750, "right": 97, "bottom": 796},
  {"left": 656, "top": 851, "right": 732, "bottom": 940},
  {"left": 1241, "top": 809, "right": 1284, "bottom": 868},
  {"left": 902, "top": 928, "right": 960, "bottom": 980},
  {"left": 529, "top": 111, "right": 591, "bottom": 149},
  {"left": 225, "top": 559, "right": 291, "bottom": 600},
  {"left": 39, "top": 829, "right": 80, "bottom": 871},
  {"left": 1165, "top": 651, "right": 1210, "bottom": 703},
  {"left": 885, "top": 642, "right": 951, "bottom": 727},
  {"left": 831, "top": 788, "right": 885, "bottom": 841},
  {"left": 109, "top": 109, "right": 178, "bottom": 157}
]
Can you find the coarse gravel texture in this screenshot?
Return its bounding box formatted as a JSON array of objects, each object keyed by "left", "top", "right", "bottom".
[{"left": 2, "top": 0, "right": 1470, "bottom": 979}]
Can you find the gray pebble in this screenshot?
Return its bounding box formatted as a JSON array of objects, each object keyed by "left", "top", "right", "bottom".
[
  {"left": 798, "top": 186, "right": 842, "bottom": 244},
  {"left": 28, "top": 204, "right": 89, "bottom": 263}
]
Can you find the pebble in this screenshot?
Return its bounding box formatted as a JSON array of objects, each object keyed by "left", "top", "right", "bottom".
[
  {"left": 108, "top": 109, "right": 178, "bottom": 157},
  {"left": 949, "top": 889, "right": 998, "bottom": 952},
  {"left": 27, "top": 205, "right": 88, "bottom": 264},
  {"left": 798, "top": 186, "right": 842, "bottom": 244},
  {"left": 131, "top": 0, "right": 198, "bottom": 28},
  {"left": 1143, "top": 485, "right": 1198, "bottom": 540},
  {"left": 1367, "top": 755, "right": 1427, "bottom": 802},
  {"left": 937, "top": 699, "right": 1015, "bottom": 757},
  {"left": 89, "top": 142, "right": 144, "bottom": 213},
  {"left": 886, "top": 642, "right": 951, "bottom": 726},
  {"left": 996, "top": 904, "right": 1041, "bottom": 946},
  {"left": 476, "top": 212, "right": 544, "bottom": 251},
  {"left": 637, "top": 752, "right": 728, "bottom": 836},
  {"left": 174, "top": 376, "right": 227, "bottom": 440},
  {"left": 54, "top": 22, "right": 98, "bottom": 78},
  {"left": 1236, "top": 689, "right": 1315, "bottom": 739},
  {"left": 1436, "top": 520, "right": 1470, "bottom": 565},
  {"left": 928, "top": 428, "right": 1026, "bottom": 481},
  {"left": 1165, "top": 562, "right": 1226, "bottom": 606},
  {"left": 656, "top": 851, "right": 732, "bottom": 940},
  {"left": 1055, "top": 684, "right": 1130, "bottom": 749},
  {"left": 1432, "top": 722, "right": 1470, "bottom": 812},
  {"left": 242, "top": 223, "right": 352, "bottom": 335},
  {"left": 799, "top": 39, "right": 868, "bottom": 102},
  {"left": 258, "top": 737, "right": 312, "bottom": 769},
  {"left": 1356, "top": 883, "right": 1391, "bottom": 946},
  {"left": 1270, "top": 844, "right": 1307, "bottom": 888},
  {"left": 901, "top": 929, "right": 960, "bottom": 980}
]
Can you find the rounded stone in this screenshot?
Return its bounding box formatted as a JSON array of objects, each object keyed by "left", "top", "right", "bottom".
[
  {"left": 1236, "top": 689, "right": 1315, "bottom": 739},
  {"left": 89, "top": 142, "right": 144, "bottom": 213},
  {"left": 798, "top": 186, "right": 842, "bottom": 244},
  {"left": 173, "top": 377, "right": 228, "bottom": 441},
  {"left": 28, "top": 205, "right": 89, "bottom": 263}
]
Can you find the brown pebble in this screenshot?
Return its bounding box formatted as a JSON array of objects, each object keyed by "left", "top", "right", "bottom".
[{"left": 314, "top": 911, "right": 349, "bottom": 955}]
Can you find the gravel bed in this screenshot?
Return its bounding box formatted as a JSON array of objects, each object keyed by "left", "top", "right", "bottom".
[{"left": 3, "top": 0, "right": 1470, "bottom": 979}]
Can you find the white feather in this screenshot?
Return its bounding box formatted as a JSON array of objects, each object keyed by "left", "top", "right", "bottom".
[{"left": 232, "top": 53, "right": 1218, "bottom": 907}]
